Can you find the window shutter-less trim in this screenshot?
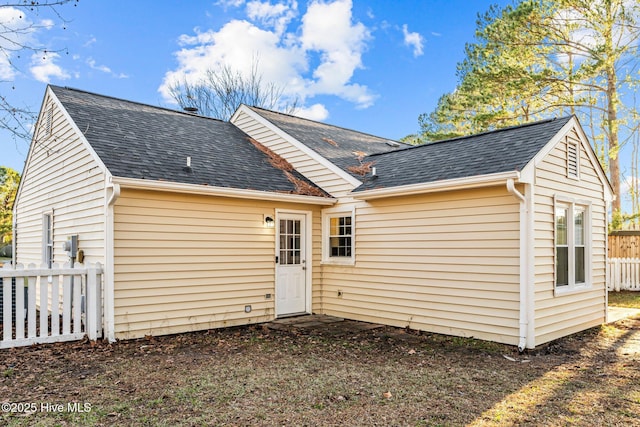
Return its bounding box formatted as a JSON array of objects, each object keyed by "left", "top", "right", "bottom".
[{"left": 567, "top": 140, "right": 578, "bottom": 178}]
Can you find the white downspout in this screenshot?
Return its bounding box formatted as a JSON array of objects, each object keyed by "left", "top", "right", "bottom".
[
  {"left": 104, "top": 181, "right": 120, "bottom": 342},
  {"left": 507, "top": 178, "right": 529, "bottom": 352}
]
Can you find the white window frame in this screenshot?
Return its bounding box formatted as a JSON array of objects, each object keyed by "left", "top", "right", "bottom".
[
  {"left": 42, "top": 211, "right": 54, "bottom": 268},
  {"left": 554, "top": 196, "right": 591, "bottom": 295},
  {"left": 322, "top": 206, "right": 355, "bottom": 265},
  {"left": 566, "top": 139, "right": 580, "bottom": 180}
]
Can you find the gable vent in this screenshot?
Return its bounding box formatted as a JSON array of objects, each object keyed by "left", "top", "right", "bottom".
[
  {"left": 44, "top": 103, "right": 53, "bottom": 138},
  {"left": 567, "top": 141, "right": 579, "bottom": 178}
]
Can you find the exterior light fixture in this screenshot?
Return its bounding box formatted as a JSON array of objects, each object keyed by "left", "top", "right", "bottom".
[{"left": 264, "top": 216, "right": 275, "bottom": 228}]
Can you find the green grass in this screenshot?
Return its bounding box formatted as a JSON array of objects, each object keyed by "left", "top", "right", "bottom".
[{"left": 608, "top": 290, "right": 640, "bottom": 309}]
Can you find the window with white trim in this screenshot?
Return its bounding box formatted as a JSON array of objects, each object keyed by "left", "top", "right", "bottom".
[
  {"left": 555, "top": 200, "right": 589, "bottom": 292},
  {"left": 567, "top": 140, "right": 579, "bottom": 178},
  {"left": 322, "top": 208, "right": 355, "bottom": 264},
  {"left": 43, "top": 212, "right": 53, "bottom": 268}
]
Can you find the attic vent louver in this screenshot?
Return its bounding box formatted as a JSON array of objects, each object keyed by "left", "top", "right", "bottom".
[{"left": 567, "top": 141, "right": 578, "bottom": 178}]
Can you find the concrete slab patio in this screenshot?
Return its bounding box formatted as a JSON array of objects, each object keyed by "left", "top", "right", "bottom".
[
  {"left": 267, "top": 314, "right": 385, "bottom": 336},
  {"left": 608, "top": 306, "right": 640, "bottom": 323}
]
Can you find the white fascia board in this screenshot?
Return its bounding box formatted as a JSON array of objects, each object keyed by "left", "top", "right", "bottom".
[
  {"left": 231, "top": 105, "right": 363, "bottom": 188},
  {"left": 351, "top": 171, "right": 520, "bottom": 200},
  {"left": 111, "top": 176, "right": 337, "bottom": 206}
]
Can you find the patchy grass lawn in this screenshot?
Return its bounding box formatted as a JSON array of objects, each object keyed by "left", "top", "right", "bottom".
[
  {"left": 1, "top": 318, "right": 639, "bottom": 426},
  {"left": 609, "top": 290, "right": 640, "bottom": 309}
]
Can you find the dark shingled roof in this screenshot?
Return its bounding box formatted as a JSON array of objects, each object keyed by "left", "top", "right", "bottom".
[
  {"left": 354, "top": 116, "right": 574, "bottom": 192},
  {"left": 247, "top": 106, "right": 409, "bottom": 178},
  {"left": 50, "top": 86, "right": 329, "bottom": 197}
]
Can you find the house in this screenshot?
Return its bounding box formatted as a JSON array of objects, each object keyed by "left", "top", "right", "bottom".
[{"left": 12, "top": 85, "right": 613, "bottom": 350}]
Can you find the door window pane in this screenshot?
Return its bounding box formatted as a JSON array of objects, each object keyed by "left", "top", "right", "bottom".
[{"left": 279, "top": 219, "right": 301, "bottom": 265}]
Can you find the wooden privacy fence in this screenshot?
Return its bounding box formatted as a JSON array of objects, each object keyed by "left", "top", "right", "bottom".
[
  {"left": 608, "top": 233, "right": 640, "bottom": 258},
  {"left": 607, "top": 258, "right": 640, "bottom": 292},
  {"left": 0, "top": 262, "right": 103, "bottom": 349}
]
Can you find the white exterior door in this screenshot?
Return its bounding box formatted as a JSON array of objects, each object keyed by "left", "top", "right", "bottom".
[{"left": 276, "top": 213, "right": 307, "bottom": 316}]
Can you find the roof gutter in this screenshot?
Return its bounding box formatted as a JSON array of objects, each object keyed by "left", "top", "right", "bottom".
[
  {"left": 351, "top": 171, "right": 521, "bottom": 200},
  {"left": 110, "top": 176, "right": 336, "bottom": 206}
]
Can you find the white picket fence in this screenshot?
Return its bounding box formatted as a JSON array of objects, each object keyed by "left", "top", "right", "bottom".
[
  {"left": 0, "top": 262, "right": 103, "bottom": 349},
  {"left": 607, "top": 258, "right": 640, "bottom": 291}
]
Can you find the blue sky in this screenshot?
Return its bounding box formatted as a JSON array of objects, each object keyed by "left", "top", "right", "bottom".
[{"left": 1, "top": 0, "right": 516, "bottom": 173}]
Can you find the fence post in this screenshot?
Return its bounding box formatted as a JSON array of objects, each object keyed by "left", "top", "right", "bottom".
[
  {"left": 2, "top": 267, "right": 12, "bottom": 341},
  {"left": 86, "top": 263, "right": 98, "bottom": 340}
]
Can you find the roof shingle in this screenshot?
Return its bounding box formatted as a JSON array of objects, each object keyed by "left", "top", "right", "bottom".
[
  {"left": 354, "top": 116, "right": 574, "bottom": 192},
  {"left": 247, "top": 106, "right": 409, "bottom": 178},
  {"left": 50, "top": 86, "right": 329, "bottom": 197}
]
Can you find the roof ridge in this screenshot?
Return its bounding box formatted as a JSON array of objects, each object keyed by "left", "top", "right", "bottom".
[
  {"left": 49, "top": 85, "right": 228, "bottom": 124},
  {"left": 367, "top": 115, "right": 574, "bottom": 158},
  {"left": 247, "top": 105, "right": 408, "bottom": 146}
]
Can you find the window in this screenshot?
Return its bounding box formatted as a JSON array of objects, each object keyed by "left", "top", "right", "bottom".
[
  {"left": 43, "top": 213, "right": 53, "bottom": 268},
  {"left": 555, "top": 200, "right": 589, "bottom": 292},
  {"left": 322, "top": 208, "right": 355, "bottom": 264},
  {"left": 329, "top": 216, "right": 352, "bottom": 257},
  {"left": 567, "top": 141, "right": 579, "bottom": 178}
]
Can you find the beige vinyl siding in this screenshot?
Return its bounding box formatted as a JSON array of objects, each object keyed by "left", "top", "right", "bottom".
[
  {"left": 113, "top": 188, "right": 321, "bottom": 339},
  {"left": 320, "top": 186, "right": 522, "bottom": 345},
  {"left": 534, "top": 128, "right": 607, "bottom": 346},
  {"left": 232, "top": 110, "right": 356, "bottom": 196},
  {"left": 14, "top": 91, "right": 106, "bottom": 267}
]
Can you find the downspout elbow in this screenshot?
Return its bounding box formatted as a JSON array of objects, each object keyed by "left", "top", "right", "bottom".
[
  {"left": 107, "top": 183, "right": 120, "bottom": 206},
  {"left": 506, "top": 178, "right": 525, "bottom": 203}
]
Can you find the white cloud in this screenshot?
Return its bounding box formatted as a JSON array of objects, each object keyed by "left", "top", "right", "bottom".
[
  {"left": 0, "top": 6, "right": 72, "bottom": 82},
  {"left": 83, "top": 37, "right": 97, "bottom": 47},
  {"left": 246, "top": 0, "right": 297, "bottom": 35},
  {"left": 402, "top": 24, "right": 424, "bottom": 57},
  {"left": 30, "top": 52, "right": 70, "bottom": 82},
  {"left": 295, "top": 103, "right": 328, "bottom": 121},
  {"left": 160, "top": 19, "right": 305, "bottom": 102},
  {"left": 0, "top": 7, "right": 35, "bottom": 79},
  {"left": 300, "top": 0, "right": 374, "bottom": 106},
  {"left": 159, "top": 0, "right": 376, "bottom": 116},
  {"left": 217, "top": 0, "right": 246, "bottom": 8},
  {"left": 86, "top": 57, "right": 129, "bottom": 79}
]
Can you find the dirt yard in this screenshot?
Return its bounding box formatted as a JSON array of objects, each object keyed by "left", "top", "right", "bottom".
[{"left": 0, "top": 314, "right": 639, "bottom": 426}]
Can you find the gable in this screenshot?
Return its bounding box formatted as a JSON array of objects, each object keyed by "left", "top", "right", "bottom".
[
  {"left": 13, "top": 87, "right": 108, "bottom": 265},
  {"left": 15, "top": 86, "right": 108, "bottom": 209},
  {"left": 231, "top": 105, "right": 362, "bottom": 196},
  {"left": 521, "top": 116, "right": 613, "bottom": 202}
]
